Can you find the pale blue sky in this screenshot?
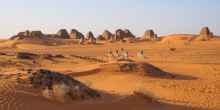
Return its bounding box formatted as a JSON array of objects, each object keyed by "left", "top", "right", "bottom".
[{"left": 0, "top": 0, "right": 219, "bottom": 38}]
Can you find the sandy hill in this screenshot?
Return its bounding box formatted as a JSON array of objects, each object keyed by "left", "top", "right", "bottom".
[{"left": 160, "top": 34, "right": 195, "bottom": 43}]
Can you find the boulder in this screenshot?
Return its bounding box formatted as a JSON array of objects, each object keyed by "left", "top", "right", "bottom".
[
  {"left": 56, "top": 29, "right": 70, "bottom": 39},
  {"left": 69, "top": 29, "right": 84, "bottom": 39}
]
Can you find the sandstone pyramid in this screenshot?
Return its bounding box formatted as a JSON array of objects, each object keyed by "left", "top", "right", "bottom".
[
  {"left": 114, "top": 29, "right": 135, "bottom": 41},
  {"left": 124, "top": 29, "right": 135, "bottom": 39},
  {"left": 115, "top": 29, "right": 125, "bottom": 41},
  {"left": 102, "top": 30, "right": 113, "bottom": 40},
  {"left": 56, "top": 29, "right": 70, "bottom": 39},
  {"left": 142, "top": 30, "right": 158, "bottom": 41},
  {"left": 69, "top": 29, "right": 84, "bottom": 39},
  {"left": 196, "top": 27, "right": 214, "bottom": 41},
  {"left": 86, "top": 31, "right": 96, "bottom": 44}
]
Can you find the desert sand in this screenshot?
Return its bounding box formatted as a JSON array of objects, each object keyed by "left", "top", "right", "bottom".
[{"left": 0, "top": 28, "right": 220, "bottom": 110}]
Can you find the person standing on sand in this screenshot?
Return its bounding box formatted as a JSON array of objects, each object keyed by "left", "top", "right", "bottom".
[
  {"left": 114, "top": 49, "right": 120, "bottom": 59},
  {"left": 123, "top": 51, "right": 129, "bottom": 60},
  {"left": 137, "top": 50, "right": 145, "bottom": 59},
  {"left": 107, "top": 49, "right": 114, "bottom": 58}
]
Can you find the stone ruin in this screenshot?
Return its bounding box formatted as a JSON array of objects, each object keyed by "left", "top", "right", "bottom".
[
  {"left": 26, "top": 69, "right": 100, "bottom": 102},
  {"left": 10, "top": 30, "right": 44, "bottom": 40},
  {"left": 142, "top": 30, "right": 158, "bottom": 41}
]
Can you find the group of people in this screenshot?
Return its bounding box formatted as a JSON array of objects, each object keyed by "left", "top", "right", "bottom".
[
  {"left": 107, "top": 48, "right": 145, "bottom": 60},
  {"left": 107, "top": 48, "right": 128, "bottom": 60}
]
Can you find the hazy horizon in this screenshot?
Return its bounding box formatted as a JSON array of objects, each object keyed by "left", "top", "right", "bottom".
[{"left": 0, "top": 0, "right": 219, "bottom": 38}]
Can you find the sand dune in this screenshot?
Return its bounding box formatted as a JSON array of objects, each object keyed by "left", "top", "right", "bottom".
[
  {"left": 161, "top": 34, "right": 195, "bottom": 43},
  {"left": 0, "top": 35, "right": 219, "bottom": 110}
]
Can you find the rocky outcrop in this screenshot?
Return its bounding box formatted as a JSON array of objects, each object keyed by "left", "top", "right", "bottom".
[
  {"left": 28, "top": 69, "right": 100, "bottom": 102},
  {"left": 142, "top": 30, "right": 158, "bottom": 41},
  {"left": 56, "top": 29, "right": 70, "bottom": 39},
  {"left": 69, "top": 29, "right": 84, "bottom": 39}
]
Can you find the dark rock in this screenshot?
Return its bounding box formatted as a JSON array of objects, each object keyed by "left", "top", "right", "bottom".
[{"left": 28, "top": 69, "right": 100, "bottom": 101}]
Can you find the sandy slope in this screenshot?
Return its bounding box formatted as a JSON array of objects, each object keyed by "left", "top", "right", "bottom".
[{"left": 0, "top": 37, "right": 220, "bottom": 110}]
